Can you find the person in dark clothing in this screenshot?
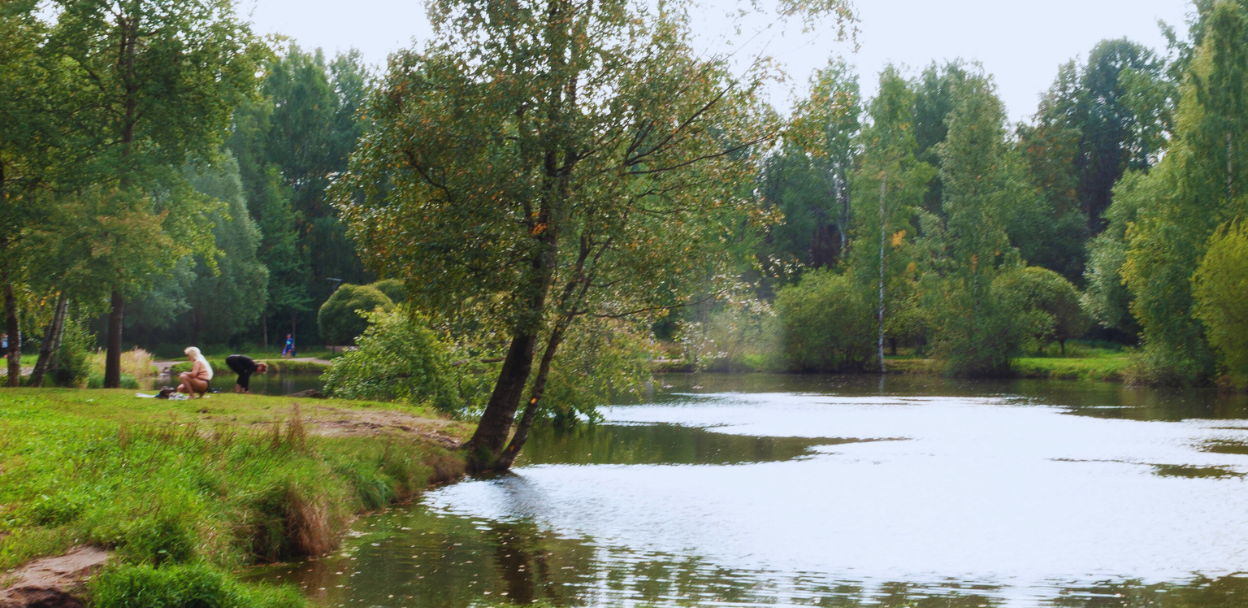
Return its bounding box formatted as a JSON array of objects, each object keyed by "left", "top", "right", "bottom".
[{"left": 225, "top": 354, "right": 269, "bottom": 393}]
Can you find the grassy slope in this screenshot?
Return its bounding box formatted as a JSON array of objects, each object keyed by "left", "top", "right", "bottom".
[{"left": 0, "top": 389, "right": 471, "bottom": 605}]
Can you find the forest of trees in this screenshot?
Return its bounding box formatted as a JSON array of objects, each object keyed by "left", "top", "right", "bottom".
[{"left": 4, "top": 0, "right": 1248, "bottom": 458}]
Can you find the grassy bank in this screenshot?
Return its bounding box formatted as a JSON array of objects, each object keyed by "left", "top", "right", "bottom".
[{"left": 0, "top": 389, "right": 471, "bottom": 606}]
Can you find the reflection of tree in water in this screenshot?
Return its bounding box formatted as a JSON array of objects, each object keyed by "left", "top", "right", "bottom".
[
  {"left": 489, "top": 520, "right": 562, "bottom": 605},
  {"left": 1051, "top": 575, "right": 1248, "bottom": 607},
  {"left": 254, "top": 506, "right": 1248, "bottom": 608},
  {"left": 519, "top": 423, "right": 879, "bottom": 466}
]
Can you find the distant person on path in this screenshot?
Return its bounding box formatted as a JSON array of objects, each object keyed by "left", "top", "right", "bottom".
[
  {"left": 281, "top": 334, "right": 296, "bottom": 358},
  {"left": 225, "top": 354, "right": 268, "bottom": 393},
  {"left": 176, "top": 346, "right": 213, "bottom": 398}
]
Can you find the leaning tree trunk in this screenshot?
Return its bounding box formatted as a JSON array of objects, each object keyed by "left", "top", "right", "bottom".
[
  {"left": 29, "top": 293, "right": 69, "bottom": 387},
  {"left": 496, "top": 319, "right": 570, "bottom": 470},
  {"left": 3, "top": 278, "right": 21, "bottom": 387},
  {"left": 104, "top": 290, "right": 124, "bottom": 388}
]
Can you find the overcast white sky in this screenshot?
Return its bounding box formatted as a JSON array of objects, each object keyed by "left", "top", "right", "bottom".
[{"left": 240, "top": 0, "right": 1192, "bottom": 124}]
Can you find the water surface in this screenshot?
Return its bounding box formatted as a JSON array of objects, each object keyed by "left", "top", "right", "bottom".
[{"left": 256, "top": 374, "right": 1248, "bottom": 607}]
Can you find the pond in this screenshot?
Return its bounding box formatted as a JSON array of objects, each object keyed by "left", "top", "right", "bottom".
[
  {"left": 143, "top": 372, "right": 323, "bottom": 396},
  {"left": 254, "top": 374, "right": 1248, "bottom": 607}
]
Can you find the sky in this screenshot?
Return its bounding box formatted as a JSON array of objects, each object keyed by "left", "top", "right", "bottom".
[{"left": 240, "top": 0, "right": 1193, "bottom": 124}]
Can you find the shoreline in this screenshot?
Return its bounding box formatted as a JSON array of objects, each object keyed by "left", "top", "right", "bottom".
[{"left": 0, "top": 389, "right": 471, "bottom": 607}]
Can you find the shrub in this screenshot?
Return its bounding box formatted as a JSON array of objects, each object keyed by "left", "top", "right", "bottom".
[
  {"left": 994, "top": 266, "right": 1090, "bottom": 355},
  {"left": 932, "top": 274, "right": 1028, "bottom": 377},
  {"left": 321, "top": 311, "right": 460, "bottom": 411},
  {"left": 1193, "top": 219, "right": 1248, "bottom": 387},
  {"left": 317, "top": 284, "right": 394, "bottom": 346},
  {"left": 48, "top": 316, "right": 93, "bottom": 387},
  {"left": 774, "top": 270, "right": 875, "bottom": 372},
  {"left": 369, "top": 278, "right": 406, "bottom": 303},
  {"left": 541, "top": 318, "right": 657, "bottom": 425},
  {"left": 91, "top": 563, "right": 303, "bottom": 608}
]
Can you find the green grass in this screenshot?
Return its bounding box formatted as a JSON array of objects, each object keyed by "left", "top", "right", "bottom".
[
  {"left": 1011, "top": 351, "right": 1134, "bottom": 381},
  {"left": 0, "top": 389, "right": 470, "bottom": 605}
]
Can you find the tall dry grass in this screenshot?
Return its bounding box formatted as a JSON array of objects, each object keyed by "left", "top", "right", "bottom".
[{"left": 88, "top": 348, "right": 158, "bottom": 379}]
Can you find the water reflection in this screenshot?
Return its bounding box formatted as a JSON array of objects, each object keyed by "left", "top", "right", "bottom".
[
  {"left": 519, "top": 422, "right": 892, "bottom": 466},
  {"left": 256, "top": 374, "right": 1248, "bottom": 608}
]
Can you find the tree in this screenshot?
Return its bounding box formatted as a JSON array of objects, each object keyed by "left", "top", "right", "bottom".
[
  {"left": 0, "top": 3, "right": 55, "bottom": 385},
  {"left": 849, "top": 66, "right": 934, "bottom": 370},
  {"left": 930, "top": 73, "right": 1027, "bottom": 376},
  {"left": 912, "top": 61, "right": 973, "bottom": 217},
  {"left": 317, "top": 283, "right": 394, "bottom": 347},
  {"left": 183, "top": 155, "right": 269, "bottom": 345},
  {"left": 1192, "top": 219, "right": 1248, "bottom": 387},
  {"left": 994, "top": 267, "right": 1090, "bottom": 354},
  {"left": 1015, "top": 61, "right": 1091, "bottom": 282},
  {"left": 1120, "top": 0, "right": 1248, "bottom": 384},
  {"left": 761, "top": 60, "right": 861, "bottom": 272},
  {"left": 47, "top": 0, "right": 262, "bottom": 387},
  {"left": 774, "top": 270, "right": 874, "bottom": 371},
  {"left": 226, "top": 46, "right": 371, "bottom": 346},
  {"left": 336, "top": 0, "right": 852, "bottom": 472},
  {"left": 1077, "top": 39, "right": 1165, "bottom": 233}
]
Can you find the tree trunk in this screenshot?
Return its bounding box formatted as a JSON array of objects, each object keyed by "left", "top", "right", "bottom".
[
  {"left": 496, "top": 319, "right": 570, "bottom": 470},
  {"left": 465, "top": 329, "right": 541, "bottom": 470},
  {"left": 3, "top": 279, "right": 20, "bottom": 387},
  {"left": 877, "top": 176, "right": 887, "bottom": 373},
  {"left": 104, "top": 290, "right": 124, "bottom": 388},
  {"left": 29, "top": 293, "right": 68, "bottom": 387}
]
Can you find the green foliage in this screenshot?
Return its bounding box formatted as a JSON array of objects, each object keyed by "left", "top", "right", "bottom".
[
  {"left": 541, "top": 319, "right": 657, "bottom": 423},
  {"left": 47, "top": 315, "right": 93, "bottom": 387},
  {"left": 91, "top": 563, "right": 303, "bottom": 608},
  {"left": 760, "top": 60, "right": 861, "bottom": 274},
  {"left": 184, "top": 155, "right": 270, "bottom": 342},
  {"left": 1119, "top": 1, "right": 1248, "bottom": 384},
  {"left": 1193, "top": 219, "right": 1248, "bottom": 386},
  {"left": 774, "top": 270, "right": 875, "bottom": 372},
  {"left": 849, "top": 66, "right": 936, "bottom": 367},
  {"left": 321, "top": 310, "right": 460, "bottom": 411},
  {"left": 928, "top": 72, "right": 1027, "bottom": 376},
  {"left": 317, "top": 284, "right": 394, "bottom": 346},
  {"left": 226, "top": 45, "right": 372, "bottom": 345},
  {"left": 369, "top": 279, "right": 407, "bottom": 304},
  {"left": 1082, "top": 171, "right": 1146, "bottom": 339},
  {"left": 932, "top": 282, "right": 1026, "bottom": 377},
  {"left": 994, "top": 267, "right": 1091, "bottom": 354}
]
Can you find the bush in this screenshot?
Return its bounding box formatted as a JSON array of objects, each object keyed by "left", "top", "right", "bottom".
[
  {"left": 369, "top": 278, "right": 407, "bottom": 303},
  {"left": 48, "top": 316, "right": 94, "bottom": 387},
  {"left": 91, "top": 563, "right": 303, "bottom": 608},
  {"left": 541, "top": 318, "right": 657, "bottom": 425},
  {"left": 932, "top": 274, "right": 1028, "bottom": 377},
  {"left": 994, "top": 266, "right": 1090, "bottom": 355},
  {"left": 774, "top": 270, "right": 875, "bottom": 372},
  {"left": 321, "top": 311, "right": 460, "bottom": 411},
  {"left": 317, "top": 284, "right": 394, "bottom": 346},
  {"left": 1193, "top": 219, "right": 1248, "bottom": 387}
]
